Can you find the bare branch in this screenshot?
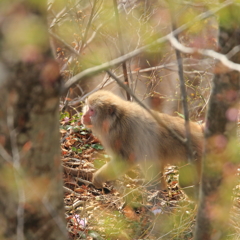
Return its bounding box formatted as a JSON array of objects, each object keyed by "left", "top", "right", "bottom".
[
  {"left": 63, "top": 0, "right": 233, "bottom": 93},
  {"left": 167, "top": 33, "right": 240, "bottom": 71},
  {"left": 171, "top": 21, "right": 194, "bottom": 161},
  {"left": 79, "top": 0, "right": 98, "bottom": 54},
  {"left": 106, "top": 70, "right": 185, "bottom": 143},
  {"left": 113, "top": 0, "right": 130, "bottom": 100},
  {"left": 49, "top": 30, "right": 79, "bottom": 56},
  {"left": 0, "top": 144, "right": 12, "bottom": 163},
  {"left": 171, "top": 5, "right": 198, "bottom": 198},
  {"left": 67, "top": 59, "right": 214, "bottom": 107}
]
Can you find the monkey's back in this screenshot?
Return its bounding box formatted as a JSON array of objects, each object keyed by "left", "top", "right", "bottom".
[{"left": 88, "top": 90, "right": 203, "bottom": 165}]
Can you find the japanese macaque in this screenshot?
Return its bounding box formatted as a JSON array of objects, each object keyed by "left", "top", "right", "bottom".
[{"left": 82, "top": 90, "right": 203, "bottom": 198}]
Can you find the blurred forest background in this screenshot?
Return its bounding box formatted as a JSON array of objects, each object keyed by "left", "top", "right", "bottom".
[{"left": 0, "top": 0, "right": 240, "bottom": 239}]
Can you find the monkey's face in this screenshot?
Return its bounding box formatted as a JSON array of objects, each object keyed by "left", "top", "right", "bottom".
[{"left": 81, "top": 105, "right": 94, "bottom": 128}]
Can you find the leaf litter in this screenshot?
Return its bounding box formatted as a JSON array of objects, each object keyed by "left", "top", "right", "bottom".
[{"left": 60, "top": 113, "right": 240, "bottom": 239}]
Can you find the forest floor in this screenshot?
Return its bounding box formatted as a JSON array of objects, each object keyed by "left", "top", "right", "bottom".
[{"left": 60, "top": 113, "right": 240, "bottom": 240}]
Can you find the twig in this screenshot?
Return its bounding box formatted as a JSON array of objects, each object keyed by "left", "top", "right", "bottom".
[
  {"left": 167, "top": 33, "right": 240, "bottom": 72},
  {"left": 113, "top": 0, "right": 130, "bottom": 100},
  {"left": 170, "top": 11, "right": 194, "bottom": 163},
  {"left": 62, "top": 165, "right": 94, "bottom": 179},
  {"left": 67, "top": 58, "right": 213, "bottom": 106},
  {"left": 63, "top": 186, "right": 81, "bottom": 198},
  {"left": 75, "top": 177, "right": 93, "bottom": 186},
  {"left": 106, "top": 70, "right": 185, "bottom": 143},
  {"left": 61, "top": 89, "right": 70, "bottom": 113},
  {"left": 49, "top": 7, "right": 67, "bottom": 29},
  {"left": 170, "top": 2, "right": 200, "bottom": 198},
  {"left": 49, "top": 30, "right": 79, "bottom": 56},
  {"left": 79, "top": 0, "right": 98, "bottom": 53},
  {"left": 65, "top": 200, "right": 85, "bottom": 211},
  {"left": 0, "top": 144, "right": 12, "bottom": 163},
  {"left": 63, "top": 0, "right": 234, "bottom": 93}
]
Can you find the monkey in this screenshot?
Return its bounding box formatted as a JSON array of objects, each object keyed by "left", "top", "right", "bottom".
[{"left": 82, "top": 90, "right": 203, "bottom": 199}]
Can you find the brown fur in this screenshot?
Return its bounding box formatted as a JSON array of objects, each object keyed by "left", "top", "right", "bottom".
[{"left": 82, "top": 90, "right": 203, "bottom": 197}]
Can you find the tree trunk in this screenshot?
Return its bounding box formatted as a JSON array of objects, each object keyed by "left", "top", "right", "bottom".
[
  {"left": 0, "top": 2, "right": 67, "bottom": 240},
  {"left": 194, "top": 3, "right": 240, "bottom": 240}
]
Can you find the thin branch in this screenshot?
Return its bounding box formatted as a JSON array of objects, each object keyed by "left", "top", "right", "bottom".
[
  {"left": 49, "top": 30, "right": 80, "bottom": 56},
  {"left": 63, "top": 186, "right": 81, "bottom": 197},
  {"left": 167, "top": 33, "right": 240, "bottom": 71},
  {"left": 63, "top": 0, "right": 234, "bottom": 93},
  {"left": 113, "top": 0, "right": 130, "bottom": 100},
  {"left": 79, "top": 0, "right": 98, "bottom": 53},
  {"left": 65, "top": 199, "right": 85, "bottom": 211},
  {"left": 170, "top": 11, "right": 194, "bottom": 163},
  {"left": 0, "top": 144, "right": 12, "bottom": 163},
  {"left": 84, "top": 22, "right": 104, "bottom": 46},
  {"left": 106, "top": 70, "right": 185, "bottom": 143},
  {"left": 67, "top": 59, "right": 214, "bottom": 107},
  {"left": 49, "top": 7, "right": 67, "bottom": 29},
  {"left": 171, "top": 4, "right": 198, "bottom": 198}
]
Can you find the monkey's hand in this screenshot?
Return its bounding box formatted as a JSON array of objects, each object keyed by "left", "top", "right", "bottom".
[
  {"left": 92, "top": 162, "right": 115, "bottom": 188},
  {"left": 92, "top": 170, "right": 105, "bottom": 189}
]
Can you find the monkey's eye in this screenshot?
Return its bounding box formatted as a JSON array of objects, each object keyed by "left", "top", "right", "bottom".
[{"left": 89, "top": 108, "right": 94, "bottom": 116}]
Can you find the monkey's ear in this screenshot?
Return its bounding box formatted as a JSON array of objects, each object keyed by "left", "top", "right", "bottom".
[{"left": 108, "top": 105, "right": 116, "bottom": 115}]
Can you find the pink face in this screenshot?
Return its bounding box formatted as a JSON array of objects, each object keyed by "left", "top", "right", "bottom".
[{"left": 82, "top": 105, "right": 94, "bottom": 127}]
